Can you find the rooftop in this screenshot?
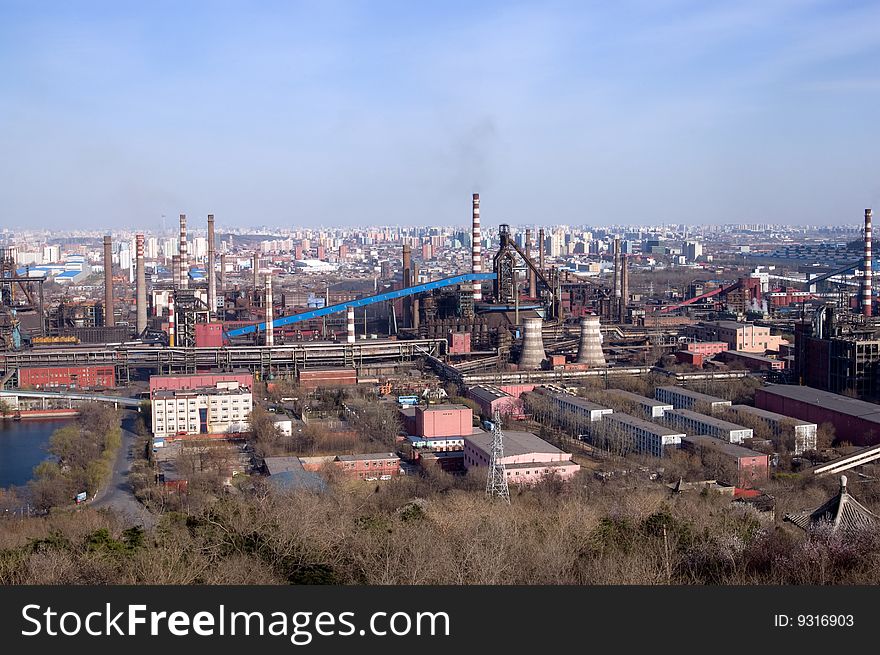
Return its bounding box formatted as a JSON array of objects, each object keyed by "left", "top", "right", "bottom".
[
  {"left": 730, "top": 404, "right": 816, "bottom": 428},
  {"left": 785, "top": 475, "right": 879, "bottom": 532},
  {"left": 468, "top": 384, "right": 512, "bottom": 403},
  {"left": 605, "top": 412, "right": 685, "bottom": 436},
  {"left": 336, "top": 452, "right": 399, "bottom": 462},
  {"left": 656, "top": 385, "right": 731, "bottom": 405},
  {"left": 681, "top": 434, "right": 768, "bottom": 459},
  {"left": 466, "top": 430, "right": 565, "bottom": 458},
  {"left": 666, "top": 408, "right": 752, "bottom": 432},
  {"left": 418, "top": 403, "right": 471, "bottom": 412},
  {"left": 759, "top": 384, "right": 880, "bottom": 422}
]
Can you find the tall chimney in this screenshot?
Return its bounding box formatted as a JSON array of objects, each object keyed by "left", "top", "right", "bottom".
[
  {"left": 172, "top": 254, "right": 181, "bottom": 289},
  {"left": 346, "top": 305, "right": 355, "bottom": 343},
  {"left": 472, "top": 193, "right": 483, "bottom": 302},
  {"left": 207, "top": 214, "right": 216, "bottom": 315},
  {"left": 411, "top": 261, "right": 420, "bottom": 331},
  {"left": 264, "top": 273, "right": 274, "bottom": 346},
  {"left": 167, "top": 293, "right": 175, "bottom": 347},
  {"left": 178, "top": 214, "right": 188, "bottom": 289},
  {"left": 612, "top": 236, "right": 621, "bottom": 303},
  {"left": 864, "top": 208, "right": 873, "bottom": 317},
  {"left": 135, "top": 234, "right": 147, "bottom": 335},
  {"left": 103, "top": 235, "right": 115, "bottom": 327},
  {"left": 538, "top": 228, "right": 545, "bottom": 272},
  {"left": 620, "top": 253, "right": 629, "bottom": 324},
  {"left": 576, "top": 315, "right": 606, "bottom": 367},
  {"left": 525, "top": 228, "right": 537, "bottom": 298}
]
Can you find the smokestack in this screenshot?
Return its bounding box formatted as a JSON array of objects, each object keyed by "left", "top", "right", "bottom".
[
  {"left": 167, "top": 293, "right": 175, "bottom": 347},
  {"left": 136, "top": 234, "right": 147, "bottom": 336},
  {"left": 864, "top": 208, "right": 873, "bottom": 317},
  {"left": 576, "top": 315, "right": 606, "bottom": 367},
  {"left": 207, "top": 214, "right": 216, "bottom": 315},
  {"left": 519, "top": 316, "right": 546, "bottom": 370},
  {"left": 346, "top": 305, "right": 355, "bottom": 343},
  {"left": 103, "top": 235, "right": 115, "bottom": 327},
  {"left": 526, "top": 229, "right": 537, "bottom": 298},
  {"left": 538, "top": 228, "right": 545, "bottom": 272},
  {"left": 264, "top": 273, "right": 274, "bottom": 346},
  {"left": 172, "top": 254, "right": 181, "bottom": 289},
  {"left": 612, "top": 237, "right": 621, "bottom": 303},
  {"left": 472, "top": 193, "right": 482, "bottom": 302},
  {"left": 620, "top": 253, "right": 629, "bottom": 324},
  {"left": 178, "top": 214, "right": 188, "bottom": 289}
]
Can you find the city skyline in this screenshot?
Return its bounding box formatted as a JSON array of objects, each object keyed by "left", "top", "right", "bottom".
[{"left": 2, "top": 1, "right": 880, "bottom": 228}]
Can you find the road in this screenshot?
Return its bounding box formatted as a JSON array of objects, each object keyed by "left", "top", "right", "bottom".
[{"left": 91, "top": 416, "right": 156, "bottom": 528}]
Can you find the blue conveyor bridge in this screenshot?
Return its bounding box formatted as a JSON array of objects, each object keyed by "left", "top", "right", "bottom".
[{"left": 225, "top": 272, "right": 497, "bottom": 337}]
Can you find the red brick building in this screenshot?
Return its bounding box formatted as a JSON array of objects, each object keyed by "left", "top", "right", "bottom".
[
  {"left": 335, "top": 453, "right": 401, "bottom": 480},
  {"left": 19, "top": 365, "right": 116, "bottom": 389},
  {"left": 150, "top": 373, "right": 253, "bottom": 393},
  {"left": 681, "top": 435, "right": 770, "bottom": 488}
]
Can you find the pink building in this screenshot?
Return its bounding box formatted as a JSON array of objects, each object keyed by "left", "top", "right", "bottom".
[
  {"left": 415, "top": 404, "right": 473, "bottom": 438},
  {"left": 463, "top": 430, "right": 580, "bottom": 485},
  {"left": 467, "top": 384, "right": 524, "bottom": 420}
]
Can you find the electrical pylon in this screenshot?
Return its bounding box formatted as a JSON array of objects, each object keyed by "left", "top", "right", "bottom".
[{"left": 486, "top": 411, "right": 510, "bottom": 503}]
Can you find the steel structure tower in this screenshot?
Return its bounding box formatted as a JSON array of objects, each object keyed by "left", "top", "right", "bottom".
[{"left": 486, "top": 411, "right": 511, "bottom": 503}]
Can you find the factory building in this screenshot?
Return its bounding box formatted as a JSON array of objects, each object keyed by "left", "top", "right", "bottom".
[
  {"left": 415, "top": 404, "right": 473, "bottom": 438},
  {"left": 601, "top": 412, "right": 684, "bottom": 457},
  {"left": 151, "top": 380, "right": 252, "bottom": 439},
  {"left": 654, "top": 386, "right": 732, "bottom": 412},
  {"left": 686, "top": 321, "right": 786, "bottom": 353},
  {"left": 663, "top": 408, "right": 753, "bottom": 444},
  {"left": 18, "top": 365, "right": 116, "bottom": 390},
  {"left": 755, "top": 384, "right": 880, "bottom": 447},
  {"left": 463, "top": 430, "right": 580, "bottom": 484},
  {"left": 727, "top": 404, "right": 817, "bottom": 455},
  {"left": 467, "top": 384, "right": 524, "bottom": 420}
]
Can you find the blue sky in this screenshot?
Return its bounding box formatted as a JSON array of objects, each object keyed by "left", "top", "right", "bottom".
[{"left": 2, "top": 0, "right": 880, "bottom": 229}]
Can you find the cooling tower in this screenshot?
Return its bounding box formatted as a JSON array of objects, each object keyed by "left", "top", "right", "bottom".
[
  {"left": 576, "top": 315, "right": 606, "bottom": 367},
  {"left": 518, "top": 317, "right": 546, "bottom": 370}
]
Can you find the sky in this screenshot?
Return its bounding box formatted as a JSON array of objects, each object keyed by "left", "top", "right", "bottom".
[{"left": 2, "top": 0, "right": 880, "bottom": 230}]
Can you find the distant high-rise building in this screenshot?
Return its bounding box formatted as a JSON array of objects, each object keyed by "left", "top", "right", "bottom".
[{"left": 685, "top": 240, "right": 703, "bottom": 261}]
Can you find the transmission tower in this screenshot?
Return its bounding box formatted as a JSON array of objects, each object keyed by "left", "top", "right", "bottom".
[{"left": 486, "top": 411, "right": 511, "bottom": 503}]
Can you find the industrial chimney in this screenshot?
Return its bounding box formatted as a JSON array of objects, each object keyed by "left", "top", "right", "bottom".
[
  {"left": 346, "top": 305, "right": 355, "bottom": 343},
  {"left": 472, "top": 193, "right": 482, "bottom": 302},
  {"left": 264, "top": 273, "right": 274, "bottom": 346},
  {"left": 620, "top": 252, "right": 629, "bottom": 324},
  {"left": 219, "top": 253, "right": 227, "bottom": 294},
  {"left": 518, "top": 316, "right": 546, "bottom": 370},
  {"left": 135, "top": 234, "right": 147, "bottom": 336},
  {"left": 167, "top": 293, "right": 175, "bottom": 347},
  {"left": 178, "top": 214, "right": 188, "bottom": 289},
  {"left": 864, "top": 208, "right": 873, "bottom": 317},
  {"left": 612, "top": 236, "right": 621, "bottom": 303},
  {"left": 103, "top": 235, "right": 115, "bottom": 327},
  {"left": 576, "top": 315, "right": 606, "bottom": 367},
  {"left": 526, "top": 229, "right": 537, "bottom": 298},
  {"left": 172, "top": 254, "right": 181, "bottom": 289},
  {"left": 538, "top": 228, "right": 545, "bottom": 272},
  {"left": 207, "top": 214, "right": 217, "bottom": 315}
]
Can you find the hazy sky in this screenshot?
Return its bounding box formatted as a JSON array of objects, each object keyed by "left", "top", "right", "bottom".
[{"left": 2, "top": 0, "right": 880, "bottom": 230}]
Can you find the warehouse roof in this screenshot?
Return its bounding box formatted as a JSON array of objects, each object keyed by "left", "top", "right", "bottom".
[
  {"left": 665, "top": 408, "right": 752, "bottom": 432},
  {"left": 759, "top": 385, "right": 880, "bottom": 421},
  {"left": 729, "top": 404, "right": 816, "bottom": 428},
  {"left": 468, "top": 384, "right": 512, "bottom": 403},
  {"left": 466, "top": 430, "right": 565, "bottom": 458},
  {"left": 656, "top": 386, "right": 731, "bottom": 405},
  {"left": 681, "top": 435, "right": 768, "bottom": 459},
  {"left": 605, "top": 412, "right": 684, "bottom": 436}
]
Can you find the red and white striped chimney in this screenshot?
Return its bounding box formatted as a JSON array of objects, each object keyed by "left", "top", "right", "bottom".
[
  {"left": 472, "top": 193, "right": 482, "bottom": 302},
  {"left": 346, "top": 305, "right": 355, "bottom": 343},
  {"left": 264, "top": 273, "right": 274, "bottom": 346},
  {"left": 167, "top": 293, "right": 176, "bottom": 347},
  {"left": 178, "top": 213, "right": 189, "bottom": 289},
  {"left": 864, "top": 208, "right": 873, "bottom": 317}
]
